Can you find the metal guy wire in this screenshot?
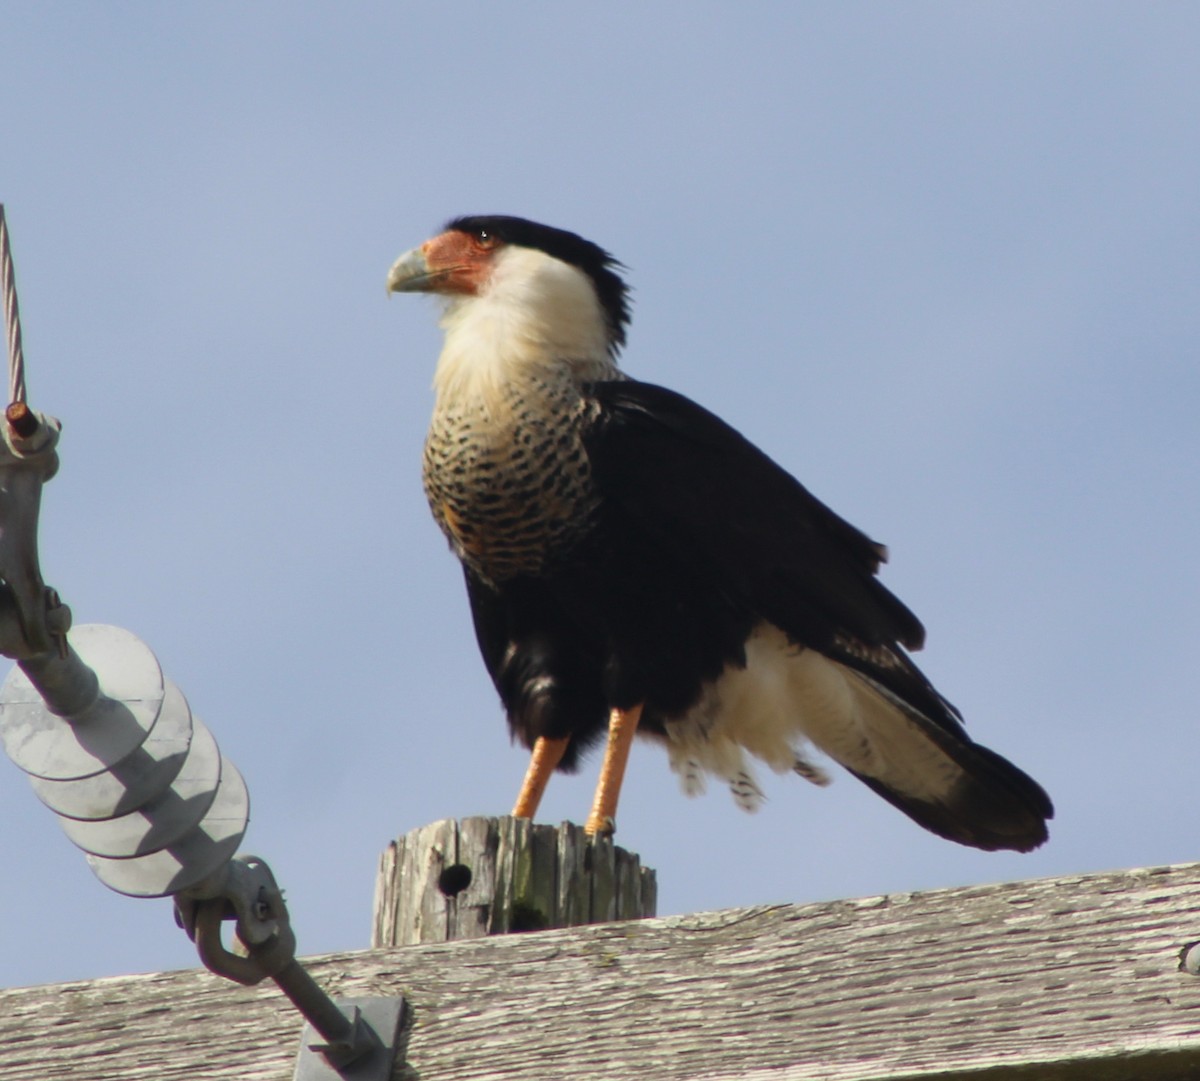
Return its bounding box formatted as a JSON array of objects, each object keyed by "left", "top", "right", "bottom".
[{"left": 0, "top": 205, "right": 28, "bottom": 406}]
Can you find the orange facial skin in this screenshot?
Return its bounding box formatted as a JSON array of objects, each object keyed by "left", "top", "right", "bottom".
[{"left": 416, "top": 229, "right": 501, "bottom": 296}]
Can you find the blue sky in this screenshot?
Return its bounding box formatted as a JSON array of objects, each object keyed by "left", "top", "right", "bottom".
[{"left": 1, "top": 4, "right": 1198, "bottom": 990}]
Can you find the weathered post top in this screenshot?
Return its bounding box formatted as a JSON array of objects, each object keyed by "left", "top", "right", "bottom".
[{"left": 372, "top": 816, "right": 656, "bottom": 946}]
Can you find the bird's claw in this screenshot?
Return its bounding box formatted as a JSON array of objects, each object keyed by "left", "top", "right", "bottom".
[{"left": 583, "top": 814, "right": 616, "bottom": 838}]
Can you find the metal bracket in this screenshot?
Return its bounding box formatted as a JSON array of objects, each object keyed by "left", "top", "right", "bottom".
[{"left": 293, "top": 997, "right": 406, "bottom": 1081}]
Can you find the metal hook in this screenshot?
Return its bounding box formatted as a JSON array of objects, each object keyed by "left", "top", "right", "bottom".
[{"left": 192, "top": 897, "right": 296, "bottom": 987}]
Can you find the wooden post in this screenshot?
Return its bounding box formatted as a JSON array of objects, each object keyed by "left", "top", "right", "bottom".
[{"left": 372, "top": 816, "right": 657, "bottom": 947}]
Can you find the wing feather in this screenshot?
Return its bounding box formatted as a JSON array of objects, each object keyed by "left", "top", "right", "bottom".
[{"left": 581, "top": 380, "right": 942, "bottom": 706}]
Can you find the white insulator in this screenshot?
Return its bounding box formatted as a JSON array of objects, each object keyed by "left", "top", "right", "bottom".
[
  {"left": 0, "top": 624, "right": 163, "bottom": 780},
  {"left": 88, "top": 758, "right": 250, "bottom": 898},
  {"left": 0, "top": 623, "right": 250, "bottom": 899},
  {"left": 29, "top": 678, "right": 193, "bottom": 820},
  {"left": 58, "top": 706, "right": 219, "bottom": 858}
]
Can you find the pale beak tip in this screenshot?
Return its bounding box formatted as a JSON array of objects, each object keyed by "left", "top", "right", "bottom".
[{"left": 386, "top": 247, "right": 433, "bottom": 294}]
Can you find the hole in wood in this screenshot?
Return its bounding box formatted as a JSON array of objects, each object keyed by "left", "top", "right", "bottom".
[{"left": 437, "top": 863, "right": 472, "bottom": 897}]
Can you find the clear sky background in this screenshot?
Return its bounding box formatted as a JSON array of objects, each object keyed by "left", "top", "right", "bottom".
[{"left": 1, "top": 4, "right": 1197, "bottom": 990}]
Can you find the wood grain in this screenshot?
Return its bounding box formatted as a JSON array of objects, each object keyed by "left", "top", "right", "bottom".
[{"left": 4, "top": 862, "right": 1200, "bottom": 1080}]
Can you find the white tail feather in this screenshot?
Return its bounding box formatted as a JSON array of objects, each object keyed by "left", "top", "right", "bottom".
[{"left": 657, "top": 622, "right": 964, "bottom": 812}]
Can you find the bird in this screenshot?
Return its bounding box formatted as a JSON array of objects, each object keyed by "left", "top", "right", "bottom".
[{"left": 387, "top": 214, "right": 1053, "bottom": 851}]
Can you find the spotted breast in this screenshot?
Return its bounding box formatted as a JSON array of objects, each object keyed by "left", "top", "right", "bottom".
[{"left": 422, "top": 373, "right": 602, "bottom": 585}]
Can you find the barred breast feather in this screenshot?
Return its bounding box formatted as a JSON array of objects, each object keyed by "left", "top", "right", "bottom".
[{"left": 422, "top": 373, "right": 602, "bottom": 584}]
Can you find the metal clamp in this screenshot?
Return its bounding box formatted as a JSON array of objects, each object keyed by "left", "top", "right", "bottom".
[{"left": 0, "top": 403, "right": 66, "bottom": 659}]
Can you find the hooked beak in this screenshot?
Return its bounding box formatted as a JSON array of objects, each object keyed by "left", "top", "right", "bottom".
[{"left": 386, "top": 246, "right": 438, "bottom": 294}]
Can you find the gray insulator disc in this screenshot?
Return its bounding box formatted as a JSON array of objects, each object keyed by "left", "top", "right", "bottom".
[
  {"left": 87, "top": 754, "right": 249, "bottom": 898},
  {"left": 0, "top": 624, "right": 165, "bottom": 780},
  {"left": 30, "top": 679, "right": 194, "bottom": 821},
  {"left": 58, "top": 715, "right": 221, "bottom": 858}
]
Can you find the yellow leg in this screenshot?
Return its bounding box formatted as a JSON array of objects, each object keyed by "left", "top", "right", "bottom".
[
  {"left": 512, "top": 735, "right": 571, "bottom": 820},
  {"left": 584, "top": 704, "right": 643, "bottom": 837}
]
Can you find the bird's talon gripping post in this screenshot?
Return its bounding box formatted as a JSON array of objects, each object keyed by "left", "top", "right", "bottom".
[{"left": 583, "top": 814, "right": 616, "bottom": 839}]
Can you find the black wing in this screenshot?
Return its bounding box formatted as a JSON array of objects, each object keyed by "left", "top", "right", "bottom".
[{"left": 581, "top": 379, "right": 953, "bottom": 727}]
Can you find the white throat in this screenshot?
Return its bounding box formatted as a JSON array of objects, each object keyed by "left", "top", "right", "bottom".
[{"left": 432, "top": 246, "right": 617, "bottom": 408}]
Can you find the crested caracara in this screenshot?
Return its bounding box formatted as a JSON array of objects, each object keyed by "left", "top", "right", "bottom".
[{"left": 387, "top": 215, "right": 1052, "bottom": 851}]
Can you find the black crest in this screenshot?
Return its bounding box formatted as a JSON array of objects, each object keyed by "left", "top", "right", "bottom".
[{"left": 446, "top": 215, "right": 632, "bottom": 354}]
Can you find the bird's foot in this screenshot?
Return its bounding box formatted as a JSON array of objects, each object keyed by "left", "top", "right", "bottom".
[
  {"left": 582, "top": 704, "right": 642, "bottom": 840},
  {"left": 583, "top": 813, "right": 616, "bottom": 838}
]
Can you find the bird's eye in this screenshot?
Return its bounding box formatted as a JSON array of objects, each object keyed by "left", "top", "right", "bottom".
[{"left": 473, "top": 230, "right": 498, "bottom": 251}]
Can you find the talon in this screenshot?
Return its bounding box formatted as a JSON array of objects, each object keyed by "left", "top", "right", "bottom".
[{"left": 584, "top": 814, "right": 616, "bottom": 838}]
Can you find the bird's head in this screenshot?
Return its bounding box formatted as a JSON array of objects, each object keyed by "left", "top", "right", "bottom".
[{"left": 387, "top": 216, "right": 631, "bottom": 361}]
